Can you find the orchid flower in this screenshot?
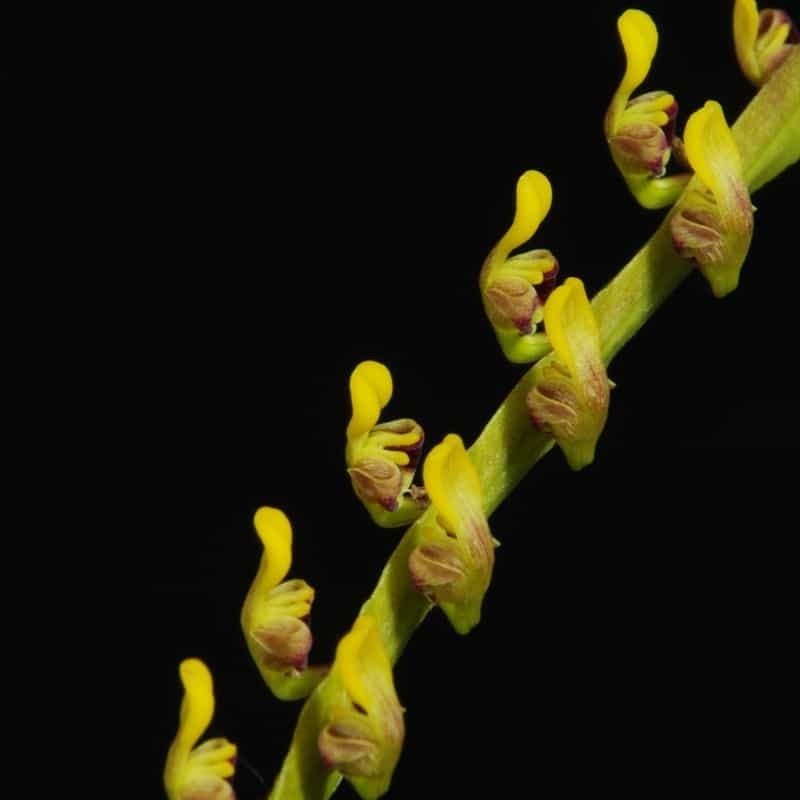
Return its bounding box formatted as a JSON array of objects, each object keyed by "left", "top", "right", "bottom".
[
  {"left": 346, "top": 360, "right": 428, "bottom": 527},
  {"left": 164, "top": 659, "right": 237, "bottom": 800},
  {"left": 241, "top": 506, "right": 327, "bottom": 700},
  {"left": 605, "top": 9, "right": 689, "bottom": 208},
  {"left": 480, "top": 170, "right": 559, "bottom": 363}
]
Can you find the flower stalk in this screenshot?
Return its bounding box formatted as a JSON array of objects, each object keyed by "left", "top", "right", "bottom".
[{"left": 262, "top": 47, "right": 799, "bottom": 799}]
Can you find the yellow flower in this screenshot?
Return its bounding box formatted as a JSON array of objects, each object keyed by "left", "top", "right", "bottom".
[
  {"left": 318, "top": 616, "right": 405, "bottom": 800},
  {"left": 479, "top": 170, "right": 559, "bottom": 364},
  {"left": 670, "top": 101, "right": 754, "bottom": 297},
  {"left": 604, "top": 9, "right": 687, "bottom": 209},
  {"left": 346, "top": 361, "right": 427, "bottom": 527},
  {"left": 527, "top": 277, "right": 610, "bottom": 470},
  {"left": 408, "top": 433, "right": 495, "bottom": 634},
  {"left": 241, "top": 506, "right": 327, "bottom": 701},
  {"left": 734, "top": 0, "right": 798, "bottom": 86},
  {"left": 164, "top": 658, "right": 236, "bottom": 800}
]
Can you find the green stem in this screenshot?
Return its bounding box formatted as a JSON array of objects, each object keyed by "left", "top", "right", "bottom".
[
  {"left": 735, "top": 48, "right": 800, "bottom": 192},
  {"left": 267, "top": 50, "right": 799, "bottom": 800}
]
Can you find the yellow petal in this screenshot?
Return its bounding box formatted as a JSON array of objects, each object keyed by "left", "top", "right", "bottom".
[
  {"left": 618, "top": 9, "right": 659, "bottom": 96},
  {"left": 543, "top": 277, "right": 602, "bottom": 394},
  {"left": 422, "top": 433, "right": 482, "bottom": 537},
  {"left": 734, "top": 0, "right": 761, "bottom": 83},
  {"left": 683, "top": 101, "right": 743, "bottom": 219},
  {"left": 190, "top": 739, "right": 238, "bottom": 777},
  {"left": 253, "top": 506, "right": 292, "bottom": 590},
  {"left": 347, "top": 360, "right": 394, "bottom": 440},
  {"left": 494, "top": 171, "right": 552, "bottom": 263},
  {"left": 336, "top": 616, "right": 391, "bottom": 714},
  {"left": 177, "top": 658, "right": 215, "bottom": 754}
]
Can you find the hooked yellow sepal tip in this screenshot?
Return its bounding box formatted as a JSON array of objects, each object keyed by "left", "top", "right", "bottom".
[
  {"left": 618, "top": 9, "right": 659, "bottom": 94},
  {"left": 495, "top": 170, "right": 552, "bottom": 260},
  {"left": 348, "top": 360, "right": 394, "bottom": 440},
  {"left": 177, "top": 658, "right": 215, "bottom": 752},
  {"left": 516, "top": 170, "right": 552, "bottom": 236},
  {"left": 253, "top": 506, "right": 293, "bottom": 590}
]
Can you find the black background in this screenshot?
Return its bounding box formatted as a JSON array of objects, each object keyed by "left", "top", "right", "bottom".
[{"left": 143, "top": 2, "right": 797, "bottom": 797}]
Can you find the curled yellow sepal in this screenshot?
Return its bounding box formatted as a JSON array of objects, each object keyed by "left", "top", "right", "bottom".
[
  {"left": 408, "top": 434, "right": 495, "bottom": 634},
  {"left": 672, "top": 101, "right": 754, "bottom": 297},
  {"left": 606, "top": 10, "right": 659, "bottom": 136},
  {"left": 347, "top": 361, "right": 393, "bottom": 440},
  {"left": 241, "top": 507, "right": 327, "bottom": 700},
  {"left": 480, "top": 171, "right": 558, "bottom": 363},
  {"left": 490, "top": 170, "right": 552, "bottom": 267},
  {"left": 253, "top": 505, "right": 292, "bottom": 591},
  {"left": 618, "top": 9, "right": 659, "bottom": 98},
  {"left": 527, "top": 278, "right": 610, "bottom": 470},
  {"left": 345, "top": 361, "right": 428, "bottom": 526},
  {"left": 164, "top": 658, "right": 236, "bottom": 800},
  {"left": 318, "top": 616, "right": 405, "bottom": 800},
  {"left": 734, "top": 0, "right": 798, "bottom": 86}
]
